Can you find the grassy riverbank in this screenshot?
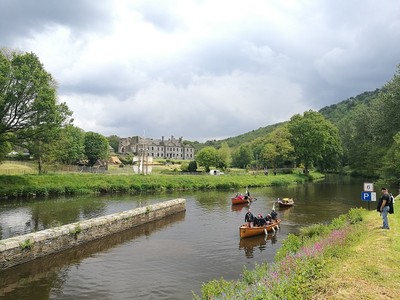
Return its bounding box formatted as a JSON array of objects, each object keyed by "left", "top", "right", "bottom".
[
  {"left": 195, "top": 199, "right": 400, "bottom": 299},
  {"left": 311, "top": 203, "right": 400, "bottom": 299},
  {"left": 0, "top": 172, "right": 324, "bottom": 198}
]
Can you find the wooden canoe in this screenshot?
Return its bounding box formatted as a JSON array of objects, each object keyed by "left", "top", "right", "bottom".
[
  {"left": 231, "top": 196, "right": 253, "bottom": 205},
  {"left": 277, "top": 198, "right": 294, "bottom": 207},
  {"left": 239, "top": 219, "right": 281, "bottom": 239}
]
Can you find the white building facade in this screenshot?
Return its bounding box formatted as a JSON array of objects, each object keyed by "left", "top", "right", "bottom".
[{"left": 118, "top": 135, "right": 195, "bottom": 160}]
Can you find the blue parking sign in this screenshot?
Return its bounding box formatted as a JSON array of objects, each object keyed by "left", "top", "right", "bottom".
[{"left": 361, "top": 191, "right": 376, "bottom": 201}]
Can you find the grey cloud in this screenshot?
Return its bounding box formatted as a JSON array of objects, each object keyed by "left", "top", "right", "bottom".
[
  {"left": 2, "top": 0, "right": 400, "bottom": 142},
  {"left": 73, "top": 71, "right": 307, "bottom": 141},
  {"left": 0, "top": 0, "right": 114, "bottom": 44},
  {"left": 60, "top": 64, "right": 148, "bottom": 100},
  {"left": 131, "top": 1, "right": 184, "bottom": 32}
]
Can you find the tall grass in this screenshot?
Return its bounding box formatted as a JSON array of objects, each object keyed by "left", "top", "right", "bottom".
[{"left": 0, "top": 172, "right": 321, "bottom": 199}]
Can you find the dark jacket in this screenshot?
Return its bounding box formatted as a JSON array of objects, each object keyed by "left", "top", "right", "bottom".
[
  {"left": 245, "top": 212, "right": 254, "bottom": 222},
  {"left": 377, "top": 194, "right": 390, "bottom": 212}
]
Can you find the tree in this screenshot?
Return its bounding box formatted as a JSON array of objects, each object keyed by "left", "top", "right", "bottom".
[
  {"left": 372, "top": 65, "right": 400, "bottom": 145},
  {"left": 340, "top": 105, "right": 379, "bottom": 175},
  {"left": 0, "top": 49, "right": 72, "bottom": 168},
  {"left": 373, "top": 66, "right": 400, "bottom": 181},
  {"left": 84, "top": 132, "right": 110, "bottom": 166},
  {"left": 25, "top": 102, "right": 73, "bottom": 173},
  {"left": 288, "top": 110, "right": 343, "bottom": 173},
  {"left": 250, "top": 136, "right": 266, "bottom": 167},
  {"left": 232, "top": 143, "right": 253, "bottom": 169},
  {"left": 381, "top": 132, "right": 400, "bottom": 185},
  {"left": 107, "top": 135, "right": 120, "bottom": 153},
  {"left": 47, "top": 125, "right": 85, "bottom": 165},
  {"left": 338, "top": 65, "right": 400, "bottom": 177},
  {"left": 188, "top": 160, "right": 197, "bottom": 172},
  {"left": 195, "top": 146, "right": 218, "bottom": 172},
  {"left": 217, "top": 142, "right": 232, "bottom": 170},
  {"left": 261, "top": 125, "right": 294, "bottom": 170},
  {"left": 261, "top": 143, "right": 278, "bottom": 169},
  {"left": 0, "top": 140, "right": 11, "bottom": 160}
]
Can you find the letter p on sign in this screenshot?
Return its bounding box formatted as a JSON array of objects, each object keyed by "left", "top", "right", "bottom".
[{"left": 361, "top": 191, "right": 376, "bottom": 201}]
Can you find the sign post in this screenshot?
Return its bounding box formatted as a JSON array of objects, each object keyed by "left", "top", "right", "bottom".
[
  {"left": 363, "top": 183, "right": 374, "bottom": 192},
  {"left": 362, "top": 182, "right": 376, "bottom": 210}
]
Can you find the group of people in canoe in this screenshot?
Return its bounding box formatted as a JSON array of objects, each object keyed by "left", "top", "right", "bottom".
[
  {"left": 244, "top": 208, "right": 278, "bottom": 228},
  {"left": 235, "top": 189, "right": 251, "bottom": 200}
]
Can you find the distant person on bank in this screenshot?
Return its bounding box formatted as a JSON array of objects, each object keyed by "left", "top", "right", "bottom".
[{"left": 377, "top": 187, "right": 390, "bottom": 229}]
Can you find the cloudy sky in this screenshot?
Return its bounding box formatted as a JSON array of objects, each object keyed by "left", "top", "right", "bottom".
[{"left": 1, "top": 0, "right": 399, "bottom": 142}]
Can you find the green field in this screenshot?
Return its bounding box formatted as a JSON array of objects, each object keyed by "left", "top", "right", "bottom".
[{"left": 0, "top": 161, "right": 321, "bottom": 198}]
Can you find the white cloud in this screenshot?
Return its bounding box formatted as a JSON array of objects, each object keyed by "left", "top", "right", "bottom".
[{"left": 1, "top": 0, "right": 399, "bottom": 142}]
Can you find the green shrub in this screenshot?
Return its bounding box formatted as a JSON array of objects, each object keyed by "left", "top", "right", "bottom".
[
  {"left": 274, "top": 256, "right": 325, "bottom": 299},
  {"left": 69, "top": 224, "right": 82, "bottom": 239},
  {"left": 195, "top": 278, "right": 238, "bottom": 300},
  {"left": 299, "top": 223, "right": 329, "bottom": 239},
  {"left": 180, "top": 162, "right": 189, "bottom": 172},
  {"left": 145, "top": 206, "right": 151, "bottom": 215},
  {"left": 275, "top": 233, "right": 302, "bottom": 262},
  {"left": 329, "top": 214, "right": 347, "bottom": 229},
  {"left": 347, "top": 208, "right": 364, "bottom": 224},
  {"left": 215, "top": 183, "right": 231, "bottom": 190},
  {"left": 19, "top": 239, "right": 34, "bottom": 250},
  {"left": 188, "top": 161, "right": 198, "bottom": 172},
  {"left": 241, "top": 263, "right": 269, "bottom": 285}
]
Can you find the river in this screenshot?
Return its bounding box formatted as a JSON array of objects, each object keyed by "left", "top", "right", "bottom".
[{"left": 0, "top": 175, "right": 373, "bottom": 299}]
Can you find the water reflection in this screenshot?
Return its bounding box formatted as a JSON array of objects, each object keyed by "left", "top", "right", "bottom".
[
  {"left": 231, "top": 203, "right": 250, "bottom": 212},
  {"left": 0, "top": 196, "right": 108, "bottom": 239},
  {"left": 0, "top": 211, "right": 185, "bottom": 299},
  {"left": 239, "top": 233, "right": 278, "bottom": 258},
  {"left": 0, "top": 176, "right": 374, "bottom": 299},
  {"left": 194, "top": 190, "right": 230, "bottom": 211},
  {"left": 0, "top": 194, "right": 176, "bottom": 240}
]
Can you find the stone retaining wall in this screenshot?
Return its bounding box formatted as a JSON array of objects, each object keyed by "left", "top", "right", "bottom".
[{"left": 0, "top": 198, "right": 186, "bottom": 270}]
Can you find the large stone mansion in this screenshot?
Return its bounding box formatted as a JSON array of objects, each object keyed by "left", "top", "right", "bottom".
[{"left": 118, "top": 135, "right": 195, "bottom": 160}]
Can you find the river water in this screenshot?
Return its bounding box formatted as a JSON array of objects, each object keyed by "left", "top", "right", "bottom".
[{"left": 0, "top": 175, "right": 373, "bottom": 299}]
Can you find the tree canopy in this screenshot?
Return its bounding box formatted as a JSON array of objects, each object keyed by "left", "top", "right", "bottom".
[
  {"left": 0, "top": 49, "right": 72, "bottom": 164},
  {"left": 288, "top": 110, "right": 343, "bottom": 173},
  {"left": 195, "top": 146, "right": 218, "bottom": 172},
  {"left": 84, "top": 132, "right": 110, "bottom": 166},
  {"left": 232, "top": 143, "right": 253, "bottom": 169}
]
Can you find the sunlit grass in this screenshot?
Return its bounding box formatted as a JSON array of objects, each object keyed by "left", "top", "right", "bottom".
[
  {"left": 311, "top": 203, "right": 400, "bottom": 299},
  {"left": 0, "top": 161, "right": 36, "bottom": 175}
]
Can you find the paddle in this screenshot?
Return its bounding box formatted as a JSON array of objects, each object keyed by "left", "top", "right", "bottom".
[{"left": 248, "top": 197, "right": 257, "bottom": 206}]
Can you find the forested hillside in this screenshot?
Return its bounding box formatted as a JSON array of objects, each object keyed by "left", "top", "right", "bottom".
[
  {"left": 193, "top": 122, "right": 284, "bottom": 151},
  {"left": 317, "top": 68, "right": 399, "bottom": 183},
  {"left": 198, "top": 90, "right": 382, "bottom": 150},
  {"left": 319, "top": 89, "right": 381, "bottom": 124},
  {"left": 197, "top": 65, "right": 400, "bottom": 184},
  {"left": 200, "top": 89, "right": 381, "bottom": 151}
]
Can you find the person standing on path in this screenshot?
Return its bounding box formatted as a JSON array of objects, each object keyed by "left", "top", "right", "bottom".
[{"left": 377, "top": 187, "right": 391, "bottom": 229}]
